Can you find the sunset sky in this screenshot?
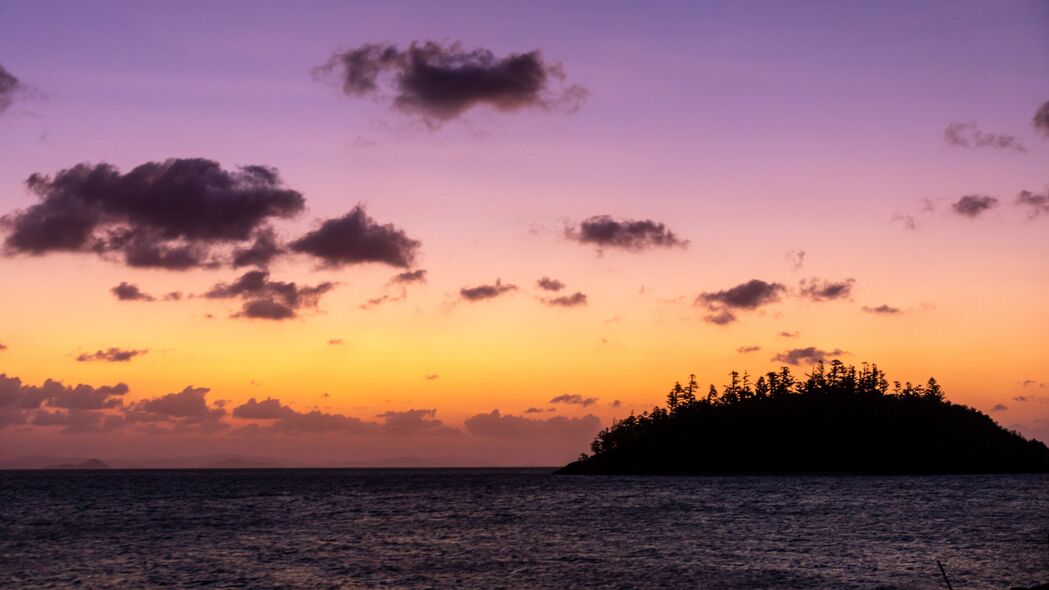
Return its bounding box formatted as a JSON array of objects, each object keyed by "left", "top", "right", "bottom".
[{"left": 1, "top": 0, "right": 1047, "bottom": 466}]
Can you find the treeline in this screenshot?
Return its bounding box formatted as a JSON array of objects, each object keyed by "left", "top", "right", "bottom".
[{"left": 563, "top": 361, "right": 1049, "bottom": 474}]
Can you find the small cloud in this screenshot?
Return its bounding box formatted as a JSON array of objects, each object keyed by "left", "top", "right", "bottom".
[
  {"left": 943, "top": 121, "right": 1026, "bottom": 153},
  {"left": 0, "top": 64, "right": 24, "bottom": 114},
  {"left": 736, "top": 345, "right": 761, "bottom": 354},
  {"left": 390, "top": 269, "right": 427, "bottom": 284},
  {"left": 891, "top": 213, "right": 920, "bottom": 231},
  {"left": 779, "top": 331, "right": 799, "bottom": 338},
  {"left": 328, "top": 338, "right": 344, "bottom": 345},
  {"left": 951, "top": 195, "right": 999, "bottom": 218},
  {"left": 771, "top": 347, "right": 847, "bottom": 366},
  {"left": 463, "top": 409, "right": 600, "bottom": 438},
  {"left": 566, "top": 216, "right": 688, "bottom": 252},
  {"left": 1033, "top": 101, "right": 1049, "bottom": 137},
  {"left": 1020, "top": 380, "right": 1045, "bottom": 389},
  {"left": 862, "top": 304, "right": 901, "bottom": 315},
  {"left": 424, "top": 374, "right": 439, "bottom": 381},
  {"left": 991, "top": 404, "right": 1009, "bottom": 412},
  {"left": 609, "top": 400, "right": 621, "bottom": 408},
  {"left": 204, "top": 269, "right": 335, "bottom": 320},
  {"left": 536, "top": 277, "right": 565, "bottom": 291},
  {"left": 543, "top": 292, "right": 587, "bottom": 307},
  {"left": 111, "top": 282, "right": 155, "bottom": 302},
  {"left": 549, "top": 393, "right": 598, "bottom": 407},
  {"left": 0, "top": 343, "right": 7, "bottom": 351},
  {"left": 460, "top": 279, "right": 517, "bottom": 302},
  {"left": 163, "top": 291, "right": 182, "bottom": 301},
  {"left": 786, "top": 249, "right": 806, "bottom": 270},
  {"left": 76, "top": 348, "right": 148, "bottom": 363},
  {"left": 798, "top": 278, "right": 854, "bottom": 302},
  {"left": 315, "top": 41, "right": 586, "bottom": 125},
  {"left": 695, "top": 279, "right": 786, "bottom": 324},
  {"left": 289, "top": 206, "right": 420, "bottom": 269},
  {"left": 1016, "top": 190, "right": 1049, "bottom": 219}
]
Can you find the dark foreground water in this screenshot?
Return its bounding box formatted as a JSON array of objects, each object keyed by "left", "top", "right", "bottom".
[{"left": 0, "top": 470, "right": 1047, "bottom": 589}]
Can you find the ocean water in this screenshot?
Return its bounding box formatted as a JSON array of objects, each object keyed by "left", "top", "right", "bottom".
[{"left": 0, "top": 469, "right": 1046, "bottom": 589}]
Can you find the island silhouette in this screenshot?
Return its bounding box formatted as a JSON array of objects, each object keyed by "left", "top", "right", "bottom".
[{"left": 560, "top": 361, "right": 1049, "bottom": 475}]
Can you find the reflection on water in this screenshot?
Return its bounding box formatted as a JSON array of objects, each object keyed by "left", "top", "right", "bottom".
[{"left": 1, "top": 469, "right": 1046, "bottom": 589}]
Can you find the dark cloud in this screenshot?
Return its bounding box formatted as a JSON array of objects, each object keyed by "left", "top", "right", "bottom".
[
  {"left": 231, "top": 397, "right": 378, "bottom": 435},
  {"left": 863, "top": 304, "right": 901, "bottom": 315},
  {"left": 523, "top": 407, "right": 553, "bottom": 414},
  {"left": 609, "top": 400, "right": 622, "bottom": 408},
  {"left": 460, "top": 279, "right": 517, "bottom": 302},
  {"left": 543, "top": 292, "right": 587, "bottom": 307},
  {"left": 0, "top": 64, "right": 22, "bottom": 114},
  {"left": 951, "top": 195, "right": 999, "bottom": 218},
  {"left": 164, "top": 291, "right": 183, "bottom": 301},
  {"left": 1033, "top": 101, "right": 1049, "bottom": 137},
  {"left": 111, "top": 282, "right": 154, "bottom": 302},
  {"left": 695, "top": 279, "right": 786, "bottom": 324},
  {"left": 379, "top": 409, "right": 458, "bottom": 436},
  {"left": 549, "top": 393, "right": 598, "bottom": 407},
  {"left": 771, "top": 347, "right": 847, "bottom": 366},
  {"left": 2, "top": 159, "right": 305, "bottom": 269},
  {"left": 566, "top": 215, "right": 688, "bottom": 252},
  {"left": 316, "top": 41, "right": 586, "bottom": 123},
  {"left": 231, "top": 227, "right": 283, "bottom": 268},
  {"left": 0, "top": 374, "right": 129, "bottom": 430},
  {"left": 536, "top": 277, "right": 565, "bottom": 291},
  {"left": 289, "top": 206, "right": 419, "bottom": 269},
  {"left": 1016, "top": 190, "right": 1049, "bottom": 218},
  {"left": 991, "top": 404, "right": 1009, "bottom": 412},
  {"left": 1020, "top": 380, "right": 1045, "bottom": 389},
  {"left": 232, "top": 397, "right": 291, "bottom": 420},
  {"left": 0, "top": 344, "right": 6, "bottom": 351},
  {"left": 390, "top": 269, "right": 428, "bottom": 284},
  {"left": 779, "top": 331, "right": 799, "bottom": 338},
  {"left": 798, "top": 278, "right": 854, "bottom": 302},
  {"left": 424, "top": 374, "right": 439, "bottom": 381},
  {"left": 136, "top": 386, "right": 219, "bottom": 420},
  {"left": 76, "top": 348, "right": 147, "bottom": 363},
  {"left": 359, "top": 294, "right": 397, "bottom": 310},
  {"left": 786, "top": 249, "right": 806, "bottom": 270},
  {"left": 736, "top": 345, "right": 761, "bottom": 353},
  {"left": 943, "top": 122, "right": 1026, "bottom": 153},
  {"left": 463, "top": 409, "right": 600, "bottom": 438},
  {"left": 204, "top": 269, "right": 335, "bottom": 320}
]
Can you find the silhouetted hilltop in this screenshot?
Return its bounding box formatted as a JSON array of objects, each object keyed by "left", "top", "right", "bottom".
[
  {"left": 46, "top": 458, "right": 111, "bottom": 470},
  {"left": 560, "top": 362, "right": 1049, "bottom": 475}
]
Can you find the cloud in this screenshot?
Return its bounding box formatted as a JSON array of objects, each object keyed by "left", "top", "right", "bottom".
[
  {"left": 862, "top": 304, "right": 901, "bottom": 315},
  {"left": 536, "top": 277, "right": 565, "bottom": 291},
  {"left": 135, "top": 386, "right": 221, "bottom": 420},
  {"left": 316, "top": 41, "right": 586, "bottom": 124},
  {"left": 328, "top": 338, "right": 345, "bottom": 345},
  {"left": 771, "top": 347, "right": 847, "bottom": 366},
  {"left": 76, "top": 348, "right": 148, "bottom": 363},
  {"left": 0, "top": 64, "right": 22, "bottom": 114},
  {"left": 463, "top": 409, "right": 600, "bottom": 438},
  {"left": 0, "top": 344, "right": 6, "bottom": 351},
  {"left": 991, "top": 404, "right": 1009, "bottom": 412},
  {"left": 786, "top": 249, "right": 806, "bottom": 270},
  {"left": 549, "top": 393, "right": 598, "bottom": 407},
  {"left": 0, "top": 374, "right": 130, "bottom": 431},
  {"left": 1034, "top": 101, "right": 1049, "bottom": 137},
  {"left": 231, "top": 227, "right": 283, "bottom": 268},
  {"left": 566, "top": 215, "right": 688, "bottom": 252},
  {"left": 543, "top": 292, "right": 587, "bottom": 307},
  {"left": 1, "top": 159, "right": 305, "bottom": 269},
  {"left": 943, "top": 122, "right": 1026, "bottom": 153},
  {"left": 1021, "top": 380, "right": 1045, "bottom": 389},
  {"left": 891, "top": 213, "right": 919, "bottom": 231},
  {"left": 736, "top": 345, "right": 761, "bottom": 353},
  {"left": 231, "top": 397, "right": 378, "bottom": 435},
  {"left": 111, "top": 282, "right": 155, "bottom": 302},
  {"left": 609, "top": 400, "right": 621, "bottom": 408},
  {"left": 779, "top": 331, "right": 799, "bottom": 338},
  {"left": 524, "top": 407, "right": 554, "bottom": 413},
  {"left": 951, "top": 195, "right": 999, "bottom": 218},
  {"left": 460, "top": 279, "right": 517, "bottom": 302},
  {"left": 390, "top": 269, "right": 427, "bottom": 284},
  {"left": 204, "top": 269, "right": 334, "bottom": 320},
  {"left": 424, "top": 374, "right": 439, "bottom": 381},
  {"left": 289, "top": 206, "right": 419, "bottom": 269},
  {"left": 378, "top": 409, "right": 458, "bottom": 436},
  {"left": 798, "top": 278, "right": 854, "bottom": 302},
  {"left": 1016, "top": 190, "right": 1049, "bottom": 218},
  {"left": 695, "top": 279, "right": 786, "bottom": 324}
]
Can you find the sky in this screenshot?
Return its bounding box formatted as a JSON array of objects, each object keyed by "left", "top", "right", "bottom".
[{"left": 0, "top": 0, "right": 1047, "bottom": 466}]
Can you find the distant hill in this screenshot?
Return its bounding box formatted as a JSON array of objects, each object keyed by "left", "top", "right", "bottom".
[
  {"left": 46, "top": 458, "right": 111, "bottom": 470},
  {"left": 560, "top": 362, "right": 1049, "bottom": 475}
]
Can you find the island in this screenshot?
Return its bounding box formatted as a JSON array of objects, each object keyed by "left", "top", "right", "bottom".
[{"left": 560, "top": 361, "right": 1049, "bottom": 475}]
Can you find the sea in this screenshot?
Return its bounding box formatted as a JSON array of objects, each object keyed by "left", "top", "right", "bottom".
[{"left": 0, "top": 469, "right": 1046, "bottom": 589}]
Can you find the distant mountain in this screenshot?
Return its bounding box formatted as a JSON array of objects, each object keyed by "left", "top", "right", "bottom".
[
  {"left": 560, "top": 362, "right": 1049, "bottom": 475},
  {"left": 46, "top": 458, "right": 111, "bottom": 470}
]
